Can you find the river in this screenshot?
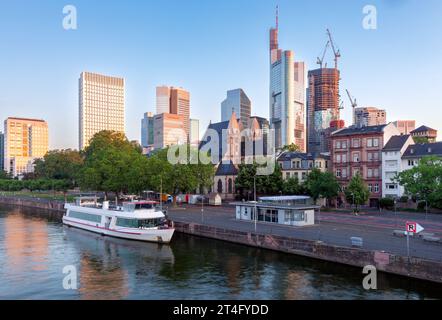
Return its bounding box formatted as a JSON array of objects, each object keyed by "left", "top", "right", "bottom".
[{"left": 0, "top": 205, "right": 440, "bottom": 300}]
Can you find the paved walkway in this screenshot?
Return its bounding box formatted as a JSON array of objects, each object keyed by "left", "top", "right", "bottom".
[{"left": 167, "top": 204, "right": 442, "bottom": 262}]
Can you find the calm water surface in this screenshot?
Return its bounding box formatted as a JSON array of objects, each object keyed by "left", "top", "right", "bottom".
[{"left": 0, "top": 205, "right": 441, "bottom": 300}]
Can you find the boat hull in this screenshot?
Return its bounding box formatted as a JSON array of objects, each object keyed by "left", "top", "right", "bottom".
[{"left": 63, "top": 216, "right": 175, "bottom": 244}]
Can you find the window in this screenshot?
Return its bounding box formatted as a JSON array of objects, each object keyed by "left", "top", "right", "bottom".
[
  {"left": 342, "top": 154, "right": 347, "bottom": 163},
  {"left": 373, "top": 138, "right": 379, "bottom": 147},
  {"left": 408, "top": 160, "right": 414, "bottom": 166},
  {"left": 286, "top": 172, "right": 290, "bottom": 179},
  {"left": 374, "top": 168, "right": 379, "bottom": 177},
  {"left": 353, "top": 153, "right": 360, "bottom": 162},
  {"left": 367, "top": 168, "right": 373, "bottom": 178},
  {"left": 374, "top": 184, "right": 379, "bottom": 193},
  {"left": 336, "top": 169, "right": 341, "bottom": 177},
  {"left": 352, "top": 139, "right": 360, "bottom": 148},
  {"left": 368, "top": 152, "right": 373, "bottom": 161},
  {"left": 336, "top": 141, "right": 341, "bottom": 149},
  {"left": 368, "top": 184, "right": 373, "bottom": 192},
  {"left": 342, "top": 141, "right": 347, "bottom": 149},
  {"left": 367, "top": 139, "right": 372, "bottom": 147},
  {"left": 336, "top": 154, "right": 341, "bottom": 163},
  {"left": 386, "top": 184, "right": 397, "bottom": 190},
  {"left": 116, "top": 218, "right": 162, "bottom": 229},
  {"left": 342, "top": 168, "right": 347, "bottom": 178},
  {"left": 68, "top": 211, "right": 102, "bottom": 223}
]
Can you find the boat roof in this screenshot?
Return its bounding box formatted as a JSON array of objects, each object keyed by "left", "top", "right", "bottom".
[{"left": 123, "top": 200, "right": 159, "bottom": 205}]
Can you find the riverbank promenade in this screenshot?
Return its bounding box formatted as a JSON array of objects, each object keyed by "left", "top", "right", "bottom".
[{"left": 167, "top": 204, "right": 442, "bottom": 263}]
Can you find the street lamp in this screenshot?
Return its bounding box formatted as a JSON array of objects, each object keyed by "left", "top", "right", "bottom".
[
  {"left": 254, "top": 175, "right": 257, "bottom": 233},
  {"left": 201, "top": 194, "right": 204, "bottom": 223}
]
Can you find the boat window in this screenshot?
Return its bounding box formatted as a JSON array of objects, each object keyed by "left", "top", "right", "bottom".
[
  {"left": 135, "top": 203, "right": 154, "bottom": 210},
  {"left": 68, "top": 211, "right": 102, "bottom": 223},
  {"left": 137, "top": 218, "right": 163, "bottom": 228},
  {"left": 116, "top": 218, "right": 163, "bottom": 228}
]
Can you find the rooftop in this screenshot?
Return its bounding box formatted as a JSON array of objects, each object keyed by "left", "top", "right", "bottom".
[
  {"left": 402, "top": 142, "right": 442, "bottom": 158},
  {"left": 215, "top": 161, "right": 238, "bottom": 176},
  {"left": 382, "top": 135, "right": 411, "bottom": 151},
  {"left": 331, "top": 124, "right": 387, "bottom": 137},
  {"left": 410, "top": 125, "right": 437, "bottom": 134},
  {"left": 277, "top": 151, "right": 330, "bottom": 161}
]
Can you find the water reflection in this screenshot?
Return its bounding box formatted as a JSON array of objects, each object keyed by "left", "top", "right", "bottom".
[{"left": 0, "top": 206, "right": 441, "bottom": 300}]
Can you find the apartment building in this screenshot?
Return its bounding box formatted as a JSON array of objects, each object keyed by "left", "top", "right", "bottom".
[{"left": 277, "top": 152, "right": 330, "bottom": 183}]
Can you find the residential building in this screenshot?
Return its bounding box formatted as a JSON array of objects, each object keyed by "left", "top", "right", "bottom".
[
  {"left": 401, "top": 142, "right": 442, "bottom": 171},
  {"left": 330, "top": 123, "right": 400, "bottom": 207},
  {"left": 0, "top": 132, "right": 4, "bottom": 172},
  {"left": 277, "top": 152, "right": 330, "bottom": 183},
  {"left": 381, "top": 135, "right": 414, "bottom": 199},
  {"left": 307, "top": 67, "right": 341, "bottom": 154},
  {"left": 269, "top": 14, "right": 306, "bottom": 151},
  {"left": 410, "top": 125, "right": 437, "bottom": 143},
  {"left": 156, "top": 86, "right": 190, "bottom": 140},
  {"left": 141, "top": 112, "right": 154, "bottom": 148},
  {"left": 354, "top": 107, "right": 386, "bottom": 127},
  {"left": 4, "top": 117, "right": 49, "bottom": 177},
  {"left": 79, "top": 72, "right": 125, "bottom": 150},
  {"left": 392, "top": 120, "right": 416, "bottom": 135},
  {"left": 153, "top": 113, "right": 185, "bottom": 150},
  {"left": 221, "top": 89, "right": 251, "bottom": 127},
  {"left": 190, "top": 118, "right": 200, "bottom": 147}
]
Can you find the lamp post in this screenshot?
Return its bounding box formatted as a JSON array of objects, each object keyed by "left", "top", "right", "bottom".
[
  {"left": 394, "top": 198, "right": 398, "bottom": 228},
  {"left": 254, "top": 175, "right": 257, "bottom": 233},
  {"left": 201, "top": 194, "right": 204, "bottom": 223}
]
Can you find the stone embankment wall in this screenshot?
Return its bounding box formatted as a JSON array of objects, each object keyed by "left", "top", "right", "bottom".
[{"left": 174, "top": 221, "right": 442, "bottom": 284}]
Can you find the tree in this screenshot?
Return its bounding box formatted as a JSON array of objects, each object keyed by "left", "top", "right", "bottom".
[
  {"left": 344, "top": 173, "right": 370, "bottom": 213},
  {"left": 79, "top": 130, "right": 148, "bottom": 202},
  {"left": 34, "top": 149, "right": 83, "bottom": 186},
  {"left": 235, "top": 162, "right": 283, "bottom": 198},
  {"left": 282, "top": 177, "right": 302, "bottom": 195},
  {"left": 280, "top": 143, "right": 301, "bottom": 153},
  {"left": 304, "top": 169, "right": 340, "bottom": 206},
  {"left": 395, "top": 156, "right": 442, "bottom": 209}
]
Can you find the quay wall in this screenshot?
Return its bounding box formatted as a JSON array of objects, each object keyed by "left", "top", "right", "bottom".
[
  {"left": 173, "top": 221, "right": 442, "bottom": 284},
  {"left": 1, "top": 196, "right": 441, "bottom": 284}
]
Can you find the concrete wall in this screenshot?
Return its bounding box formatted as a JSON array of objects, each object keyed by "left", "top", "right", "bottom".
[
  {"left": 174, "top": 221, "right": 442, "bottom": 284},
  {"left": 0, "top": 196, "right": 65, "bottom": 213}
]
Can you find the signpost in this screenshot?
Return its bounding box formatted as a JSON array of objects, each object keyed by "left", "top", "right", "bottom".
[{"left": 405, "top": 221, "right": 424, "bottom": 262}]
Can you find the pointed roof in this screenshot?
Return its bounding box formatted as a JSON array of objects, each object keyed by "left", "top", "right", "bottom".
[
  {"left": 410, "top": 125, "right": 436, "bottom": 134},
  {"left": 215, "top": 161, "right": 238, "bottom": 176},
  {"left": 382, "top": 135, "right": 412, "bottom": 151}
]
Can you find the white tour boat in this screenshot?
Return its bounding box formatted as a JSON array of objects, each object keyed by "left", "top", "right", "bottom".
[{"left": 63, "top": 197, "right": 175, "bottom": 243}]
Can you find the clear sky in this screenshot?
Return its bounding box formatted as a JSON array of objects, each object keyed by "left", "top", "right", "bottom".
[{"left": 1, "top": 0, "right": 441, "bottom": 149}]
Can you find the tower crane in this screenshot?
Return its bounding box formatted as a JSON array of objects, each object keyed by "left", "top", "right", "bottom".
[
  {"left": 326, "top": 28, "right": 341, "bottom": 69},
  {"left": 346, "top": 89, "right": 357, "bottom": 125},
  {"left": 316, "top": 40, "right": 330, "bottom": 69}
]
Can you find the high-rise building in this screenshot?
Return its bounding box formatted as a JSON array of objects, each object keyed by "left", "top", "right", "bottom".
[
  {"left": 269, "top": 10, "right": 306, "bottom": 151},
  {"left": 221, "top": 89, "right": 251, "bottom": 127},
  {"left": 4, "top": 117, "right": 49, "bottom": 177},
  {"left": 141, "top": 112, "right": 154, "bottom": 148},
  {"left": 0, "top": 132, "right": 4, "bottom": 172},
  {"left": 354, "top": 107, "right": 386, "bottom": 127},
  {"left": 307, "top": 67, "right": 341, "bottom": 154},
  {"left": 392, "top": 120, "right": 416, "bottom": 135},
  {"left": 156, "top": 86, "right": 171, "bottom": 114},
  {"left": 153, "top": 113, "right": 185, "bottom": 149},
  {"left": 79, "top": 72, "right": 125, "bottom": 150},
  {"left": 155, "top": 86, "right": 190, "bottom": 140},
  {"left": 190, "top": 118, "right": 200, "bottom": 147}
]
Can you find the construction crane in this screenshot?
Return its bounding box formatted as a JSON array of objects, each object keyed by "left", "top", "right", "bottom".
[
  {"left": 326, "top": 28, "right": 341, "bottom": 69},
  {"left": 316, "top": 40, "right": 330, "bottom": 69},
  {"left": 346, "top": 89, "right": 357, "bottom": 125}
]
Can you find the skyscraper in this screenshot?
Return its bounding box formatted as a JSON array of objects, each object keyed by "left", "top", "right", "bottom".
[
  {"left": 0, "top": 132, "right": 4, "bottom": 172},
  {"left": 153, "top": 113, "right": 185, "bottom": 149},
  {"left": 4, "top": 117, "right": 48, "bottom": 177},
  {"left": 155, "top": 86, "right": 190, "bottom": 140},
  {"left": 221, "top": 89, "right": 251, "bottom": 127},
  {"left": 269, "top": 9, "right": 306, "bottom": 151},
  {"left": 141, "top": 112, "right": 154, "bottom": 148},
  {"left": 79, "top": 72, "right": 125, "bottom": 150},
  {"left": 307, "top": 68, "right": 341, "bottom": 154},
  {"left": 354, "top": 107, "right": 386, "bottom": 127}
]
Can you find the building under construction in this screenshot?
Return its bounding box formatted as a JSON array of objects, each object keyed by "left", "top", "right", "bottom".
[{"left": 307, "top": 30, "right": 342, "bottom": 154}]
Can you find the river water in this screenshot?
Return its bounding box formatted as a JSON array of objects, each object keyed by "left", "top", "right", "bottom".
[{"left": 0, "top": 205, "right": 441, "bottom": 300}]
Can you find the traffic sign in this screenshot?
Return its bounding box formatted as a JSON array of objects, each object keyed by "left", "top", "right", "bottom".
[{"left": 406, "top": 222, "right": 424, "bottom": 234}]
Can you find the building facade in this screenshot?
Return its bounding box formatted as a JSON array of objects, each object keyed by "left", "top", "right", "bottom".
[
  {"left": 79, "top": 72, "right": 125, "bottom": 150},
  {"left": 269, "top": 19, "right": 305, "bottom": 151},
  {"left": 277, "top": 152, "right": 330, "bottom": 183},
  {"left": 410, "top": 125, "right": 437, "bottom": 143},
  {"left": 141, "top": 112, "right": 154, "bottom": 148},
  {"left": 0, "top": 132, "right": 4, "bottom": 172},
  {"left": 153, "top": 113, "right": 185, "bottom": 150},
  {"left": 401, "top": 142, "right": 442, "bottom": 172},
  {"left": 381, "top": 135, "right": 414, "bottom": 199},
  {"left": 156, "top": 86, "right": 171, "bottom": 114},
  {"left": 221, "top": 89, "right": 251, "bottom": 127},
  {"left": 354, "top": 107, "right": 386, "bottom": 127},
  {"left": 392, "top": 120, "right": 416, "bottom": 135},
  {"left": 307, "top": 68, "right": 341, "bottom": 154},
  {"left": 190, "top": 118, "right": 199, "bottom": 147},
  {"left": 330, "top": 123, "right": 400, "bottom": 207},
  {"left": 4, "top": 117, "right": 49, "bottom": 177}
]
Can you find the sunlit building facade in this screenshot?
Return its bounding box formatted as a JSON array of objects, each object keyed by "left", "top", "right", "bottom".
[
  {"left": 3, "top": 117, "right": 49, "bottom": 177},
  {"left": 79, "top": 72, "right": 125, "bottom": 150},
  {"left": 153, "top": 113, "right": 186, "bottom": 149},
  {"left": 221, "top": 89, "right": 251, "bottom": 128}
]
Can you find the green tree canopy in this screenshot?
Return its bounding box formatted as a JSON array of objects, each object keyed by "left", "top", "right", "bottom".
[
  {"left": 235, "top": 162, "right": 283, "bottom": 197},
  {"left": 344, "top": 173, "right": 370, "bottom": 212},
  {"left": 34, "top": 149, "right": 83, "bottom": 183},
  {"left": 304, "top": 168, "right": 340, "bottom": 205},
  {"left": 394, "top": 156, "right": 442, "bottom": 209}
]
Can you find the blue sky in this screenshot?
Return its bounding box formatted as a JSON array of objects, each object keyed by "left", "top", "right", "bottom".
[{"left": 0, "top": 0, "right": 441, "bottom": 149}]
